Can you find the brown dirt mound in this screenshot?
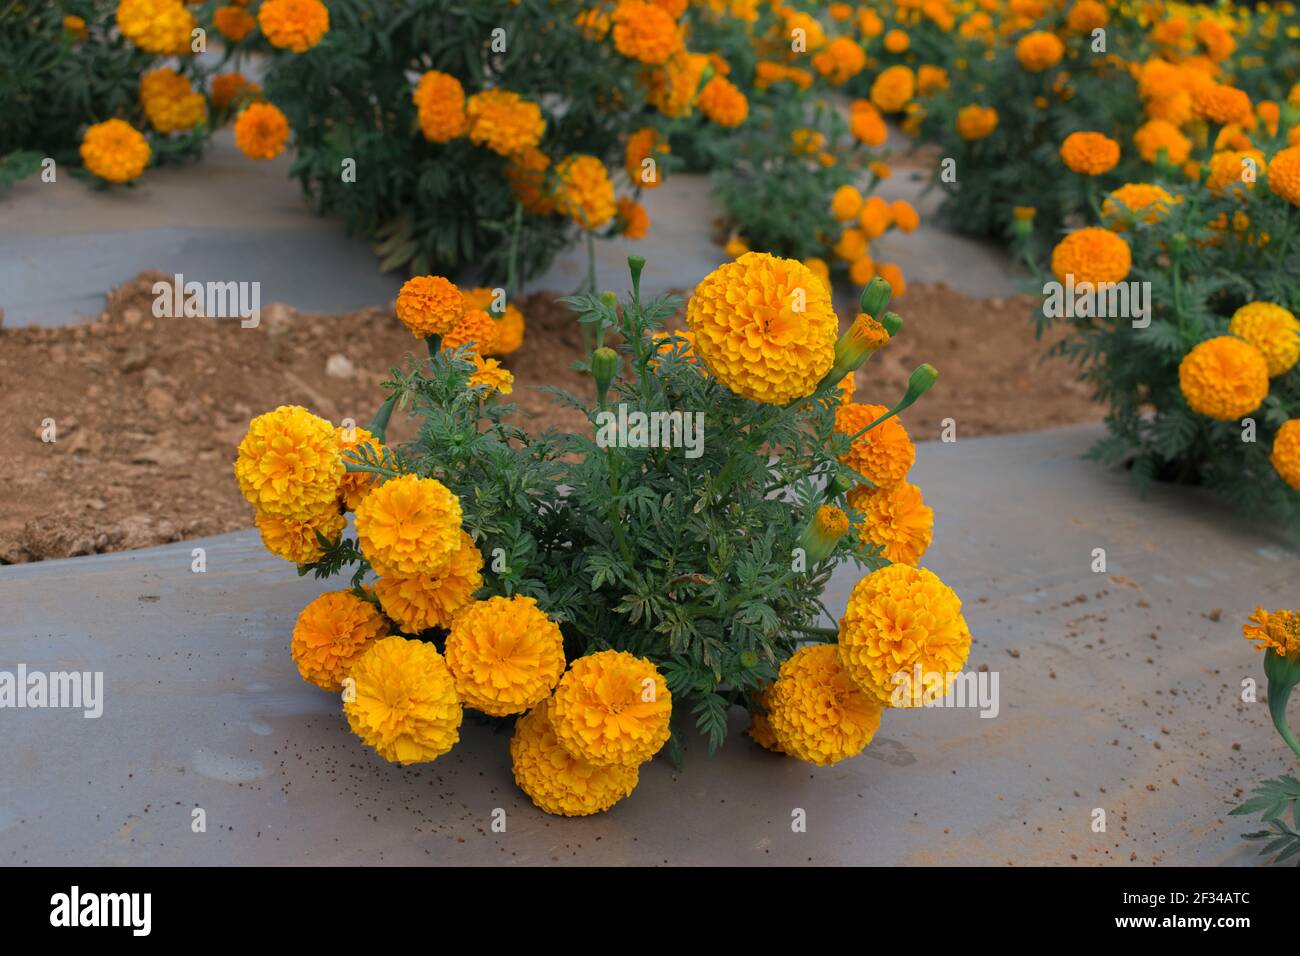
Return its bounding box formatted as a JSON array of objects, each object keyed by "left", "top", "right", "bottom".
[{"left": 0, "top": 272, "right": 1099, "bottom": 562}]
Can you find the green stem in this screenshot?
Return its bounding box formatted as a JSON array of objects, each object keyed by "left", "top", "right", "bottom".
[
  {"left": 506, "top": 202, "right": 523, "bottom": 304},
  {"left": 366, "top": 394, "right": 398, "bottom": 443}
]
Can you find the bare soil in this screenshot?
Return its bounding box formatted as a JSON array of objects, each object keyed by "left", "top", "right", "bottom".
[{"left": 0, "top": 272, "right": 1100, "bottom": 563}]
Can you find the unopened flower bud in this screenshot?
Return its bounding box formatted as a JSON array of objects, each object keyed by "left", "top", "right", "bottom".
[
  {"left": 799, "top": 505, "right": 849, "bottom": 565},
  {"left": 599, "top": 290, "right": 619, "bottom": 311},
  {"left": 832, "top": 313, "right": 892, "bottom": 378},
  {"left": 859, "top": 275, "right": 892, "bottom": 318},
  {"left": 592, "top": 346, "right": 618, "bottom": 406}
]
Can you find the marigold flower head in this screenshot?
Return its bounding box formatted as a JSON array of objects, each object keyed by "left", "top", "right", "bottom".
[
  {"left": 1193, "top": 82, "right": 1252, "bottom": 126},
  {"left": 955, "top": 104, "right": 998, "bottom": 141},
  {"left": 834, "top": 227, "right": 869, "bottom": 263},
  {"left": 373, "top": 530, "right": 483, "bottom": 633},
  {"left": 234, "top": 102, "right": 290, "bottom": 160},
  {"left": 1101, "top": 183, "right": 1179, "bottom": 227},
  {"left": 335, "top": 424, "right": 382, "bottom": 511},
  {"left": 210, "top": 72, "right": 259, "bottom": 113},
  {"left": 116, "top": 0, "right": 194, "bottom": 55},
  {"left": 839, "top": 564, "right": 971, "bottom": 705},
  {"left": 1268, "top": 146, "right": 1300, "bottom": 206},
  {"left": 870, "top": 65, "right": 915, "bottom": 114},
  {"left": 746, "top": 685, "right": 783, "bottom": 752},
  {"left": 850, "top": 100, "right": 888, "bottom": 146},
  {"left": 466, "top": 90, "right": 545, "bottom": 157},
  {"left": 647, "top": 51, "right": 709, "bottom": 118},
  {"left": 443, "top": 309, "right": 498, "bottom": 356},
  {"left": 876, "top": 262, "right": 906, "bottom": 299},
  {"left": 468, "top": 354, "right": 515, "bottom": 394},
  {"left": 859, "top": 196, "right": 893, "bottom": 240},
  {"left": 1178, "top": 336, "right": 1269, "bottom": 420},
  {"left": 648, "top": 329, "right": 699, "bottom": 369},
  {"left": 686, "top": 253, "right": 838, "bottom": 404},
  {"left": 79, "top": 119, "right": 151, "bottom": 184},
  {"left": 625, "top": 127, "right": 667, "bottom": 188},
  {"left": 63, "top": 15, "right": 88, "bottom": 41},
  {"left": 1060, "top": 131, "right": 1120, "bottom": 175},
  {"left": 890, "top": 200, "right": 920, "bottom": 233},
  {"left": 1015, "top": 31, "right": 1065, "bottom": 72},
  {"left": 831, "top": 185, "right": 863, "bottom": 222},
  {"left": 813, "top": 36, "right": 868, "bottom": 84},
  {"left": 504, "top": 147, "right": 554, "bottom": 215},
  {"left": 291, "top": 589, "right": 388, "bottom": 691},
  {"left": 765, "top": 644, "right": 882, "bottom": 765},
  {"left": 511, "top": 698, "right": 639, "bottom": 816},
  {"left": 611, "top": 0, "right": 683, "bottom": 65},
  {"left": 461, "top": 288, "right": 525, "bottom": 356},
  {"left": 444, "top": 595, "right": 566, "bottom": 716},
  {"left": 883, "top": 29, "right": 909, "bottom": 54},
  {"left": 413, "top": 71, "right": 467, "bottom": 143},
  {"left": 396, "top": 275, "right": 463, "bottom": 338},
  {"left": 847, "top": 481, "right": 933, "bottom": 565},
  {"left": 617, "top": 196, "right": 650, "bottom": 239},
  {"left": 1270, "top": 420, "right": 1300, "bottom": 490},
  {"left": 1051, "top": 227, "right": 1131, "bottom": 285},
  {"left": 849, "top": 256, "right": 875, "bottom": 286},
  {"left": 550, "top": 650, "right": 672, "bottom": 766},
  {"left": 1243, "top": 607, "right": 1300, "bottom": 659},
  {"left": 1228, "top": 303, "right": 1300, "bottom": 377},
  {"left": 354, "top": 474, "right": 464, "bottom": 577},
  {"left": 697, "top": 76, "right": 749, "bottom": 127},
  {"left": 140, "top": 68, "right": 207, "bottom": 134},
  {"left": 235, "top": 405, "right": 343, "bottom": 519},
  {"left": 257, "top": 0, "right": 329, "bottom": 53},
  {"left": 834, "top": 402, "right": 915, "bottom": 487},
  {"left": 256, "top": 507, "right": 346, "bottom": 564},
  {"left": 343, "top": 637, "right": 462, "bottom": 765},
  {"left": 213, "top": 5, "right": 256, "bottom": 42},
  {"left": 1206, "top": 149, "right": 1265, "bottom": 194},
  {"left": 554, "top": 154, "right": 617, "bottom": 229},
  {"left": 1066, "top": 0, "right": 1108, "bottom": 32},
  {"left": 1133, "top": 118, "right": 1191, "bottom": 165}
]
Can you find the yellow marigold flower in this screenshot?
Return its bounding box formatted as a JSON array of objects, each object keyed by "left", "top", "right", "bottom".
[
  {"left": 697, "top": 76, "right": 748, "bottom": 127},
  {"left": 443, "top": 308, "right": 498, "bottom": 355},
  {"left": 955, "top": 104, "right": 998, "bottom": 141},
  {"left": 831, "top": 185, "right": 863, "bottom": 222},
  {"left": 686, "top": 253, "right": 838, "bottom": 404},
  {"left": 859, "top": 196, "right": 893, "bottom": 240},
  {"left": 625, "top": 127, "right": 667, "bottom": 188},
  {"left": 444, "top": 595, "right": 565, "bottom": 716},
  {"left": 746, "top": 684, "right": 783, "bottom": 752},
  {"left": 213, "top": 5, "right": 256, "bottom": 42},
  {"left": 355, "top": 474, "right": 463, "bottom": 577},
  {"left": 1268, "top": 146, "right": 1300, "bottom": 206},
  {"left": 1206, "top": 149, "right": 1265, "bottom": 194},
  {"left": 838, "top": 564, "right": 972, "bottom": 705},
  {"left": 870, "top": 65, "right": 915, "bottom": 114},
  {"left": 257, "top": 0, "right": 329, "bottom": 53},
  {"left": 291, "top": 589, "right": 388, "bottom": 691},
  {"left": 611, "top": 0, "right": 682, "bottom": 65},
  {"left": 723, "top": 236, "right": 750, "bottom": 258},
  {"left": 233, "top": 102, "right": 290, "bottom": 160},
  {"left": 140, "top": 68, "right": 206, "bottom": 134},
  {"left": 890, "top": 199, "right": 920, "bottom": 233},
  {"left": 469, "top": 354, "right": 514, "bottom": 394},
  {"left": 116, "top": 0, "right": 194, "bottom": 55},
  {"left": 504, "top": 146, "right": 554, "bottom": 215},
  {"left": 834, "top": 402, "right": 915, "bottom": 487},
  {"left": 849, "top": 256, "right": 875, "bottom": 286},
  {"left": 847, "top": 481, "right": 933, "bottom": 565},
  {"left": 1178, "top": 336, "right": 1269, "bottom": 420},
  {"left": 850, "top": 100, "right": 888, "bottom": 146},
  {"left": 235, "top": 405, "right": 342, "bottom": 519},
  {"left": 210, "top": 72, "right": 259, "bottom": 113},
  {"left": 1270, "top": 420, "right": 1300, "bottom": 490},
  {"left": 373, "top": 530, "right": 483, "bottom": 633},
  {"left": 79, "top": 119, "right": 151, "bottom": 184},
  {"left": 1228, "top": 303, "right": 1300, "bottom": 377},
  {"left": 883, "top": 29, "right": 909, "bottom": 53},
  {"left": 256, "top": 507, "right": 346, "bottom": 564},
  {"left": 1101, "top": 183, "right": 1179, "bottom": 227},
  {"left": 511, "top": 698, "right": 639, "bottom": 816},
  {"left": 1243, "top": 607, "right": 1300, "bottom": 658},
  {"left": 1133, "top": 118, "right": 1191, "bottom": 165},
  {"left": 1258, "top": 101, "right": 1281, "bottom": 137},
  {"left": 343, "top": 637, "right": 462, "bottom": 765},
  {"left": 813, "top": 36, "right": 868, "bottom": 84},
  {"left": 1050, "top": 227, "right": 1131, "bottom": 285},
  {"left": 649, "top": 328, "right": 699, "bottom": 370},
  {"left": 460, "top": 288, "right": 524, "bottom": 356},
  {"left": 335, "top": 424, "right": 382, "bottom": 511},
  {"left": 647, "top": 51, "right": 709, "bottom": 118},
  {"left": 466, "top": 90, "right": 545, "bottom": 157},
  {"left": 575, "top": 7, "right": 610, "bottom": 40},
  {"left": 1060, "top": 131, "right": 1120, "bottom": 175},
  {"left": 1066, "top": 0, "right": 1108, "bottom": 32},
  {"left": 834, "top": 227, "right": 869, "bottom": 262},
  {"left": 554, "top": 154, "right": 617, "bottom": 229},
  {"left": 396, "top": 275, "right": 463, "bottom": 338},
  {"left": 412, "top": 71, "right": 467, "bottom": 143},
  {"left": 1015, "top": 31, "right": 1065, "bottom": 72},
  {"left": 876, "top": 262, "right": 907, "bottom": 298},
  {"left": 917, "top": 65, "right": 949, "bottom": 95},
  {"left": 765, "top": 644, "right": 882, "bottom": 765},
  {"left": 550, "top": 650, "right": 672, "bottom": 766},
  {"left": 1193, "top": 82, "right": 1252, "bottom": 126}
]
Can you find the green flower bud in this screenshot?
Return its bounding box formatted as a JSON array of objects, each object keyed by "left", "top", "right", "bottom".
[
  {"left": 799, "top": 505, "right": 849, "bottom": 565},
  {"left": 592, "top": 346, "right": 618, "bottom": 406},
  {"left": 859, "top": 275, "right": 892, "bottom": 318}
]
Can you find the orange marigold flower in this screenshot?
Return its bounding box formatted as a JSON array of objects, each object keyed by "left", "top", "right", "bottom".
[
  {"left": 466, "top": 90, "right": 545, "bottom": 157},
  {"left": 647, "top": 51, "right": 709, "bottom": 118},
  {"left": 917, "top": 64, "right": 949, "bottom": 95},
  {"left": 444, "top": 595, "right": 566, "bottom": 716},
  {"left": 883, "top": 29, "right": 909, "bottom": 54},
  {"left": 955, "top": 104, "right": 998, "bottom": 141},
  {"left": 834, "top": 402, "right": 915, "bottom": 487},
  {"left": 291, "top": 589, "right": 388, "bottom": 691},
  {"left": 849, "top": 256, "right": 876, "bottom": 287},
  {"left": 210, "top": 72, "right": 259, "bottom": 113},
  {"left": 257, "top": 0, "right": 329, "bottom": 53},
  {"left": 1193, "top": 82, "right": 1252, "bottom": 126},
  {"left": 1060, "top": 131, "right": 1120, "bottom": 175},
  {"left": 831, "top": 184, "right": 863, "bottom": 222},
  {"left": 443, "top": 308, "right": 498, "bottom": 355},
  {"left": 343, "top": 637, "right": 462, "bottom": 765},
  {"left": 859, "top": 196, "right": 893, "bottom": 239},
  {"left": 396, "top": 275, "right": 463, "bottom": 338},
  {"left": 1206, "top": 149, "right": 1265, "bottom": 194},
  {"left": 766, "top": 644, "right": 882, "bottom": 765},
  {"left": 214, "top": 5, "right": 256, "bottom": 42},
  {"left": 1133, "top": 118, "right": 1191, "bottom": 165},
  {"left": 335, "top": 424, "right": 383, "bottom": 511},
  {"left": 234, "top": 102, "right": 290, "bottom": 160},
  {"left": 79, "top": 119, "right": 151, "bottom": 183},
  {"left": 461, "top": 288, "right": 525, "bottom": 356},
  {"left": 697, "top": 76, "right": 748, "bottom": 127},
  {"left": 1178, "top": 336, "right": 1269, "bottom": 420},
  {"left": 834, "top": 227, "right": 869, "bottom": 263},
  {"left": 876, "top": 262, "right": 906, "bottom": 298},
  {"left": 140, "top": 68, "right": 207, "bottom": 134},
  {"left": 617, "top": 196, "right": 650, "bottom": 238},
  {"left": 1228, "top": 303, "right": 1300, "bottom": 378},
  {"left": 116, "top": 0, "right": 194, "bottom": 55},
  {"left": 1015, "top": 31, "right": 1065, "bottom": 72},
  {"left": 554, "top": 154, "right": 617, "bottom": 229},
  {"left": 1101, "top": 183, "right": 1179, "bottom": 227},
  {"left": 813, "top": 36, "right": 868, "bottom": 85},
  {"left": 1051, "top": 227, "right": 1131, "bottom": 285},
  {"left": 256, "top": 507, "right": 347, "bottom": 564},
  {"left": 373, "top": 530, "right": 483, "bottom": 633},
  {"left": 847, "top": 481, "right": 933, "bottom": 565},
  {"left": 686, "top": 253, "right": 838, "bottom": 404},
  {"left": 850, "top": 100, "right": 888, "bottom": 146},
  {"left": 354, "top": 474, "right": 464, "bottom": 577},
  {"left": 1270, "top": 420, "right": 1300, "bottom": 490},
  {"left": 412, "top": 71, "right": 467, "bottom": 143},
  {"left": 870, "top": 65, "right": 915, "bottom": 114},
  {"left": 504, "top": 146, "right": 555, "bottom": 215},
  {"left": 1268, "top": 146, "right": 1300, "bottom": 206},
  {"left": 511, "top": 698, "right": 639, "bottom": 816},
  {"left": 1066, "top": 0, "right": 1108, "bottom": 32},
  {"left": 234, "top": 405, "right": 342, "bottom": 520},
  {"left": 611, "top": 0, "right": 682, "bottom": 64},
  {"left": 890, "top": 199, "right": 920, "bottom": 233},
  {"left": 625, "top": 127, "right": 667, "bottom": 188},
  {"left": 550, "top": 650, "right": 672, "bottom": 766}
]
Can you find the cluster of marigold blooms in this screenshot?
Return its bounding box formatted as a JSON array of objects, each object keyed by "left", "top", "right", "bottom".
[{"left": 231, "top": 251, "right": 970, "bottom": 811}]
